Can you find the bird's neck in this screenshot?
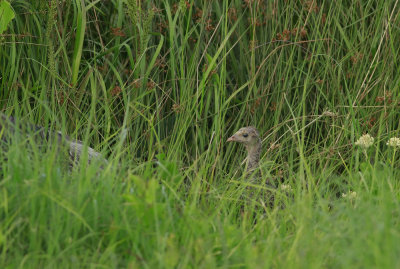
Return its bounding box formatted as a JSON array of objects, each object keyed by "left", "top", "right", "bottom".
[{"left": 245, "top": 140, "right": 261, "bottom": 172}]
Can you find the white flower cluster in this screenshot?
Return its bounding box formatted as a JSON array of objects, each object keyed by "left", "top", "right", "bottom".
[
  {"left": 387, "top": 137, "right": 400, "bottom": 148},
  {"left": 355, "top": 134, "right": 374, "bottom": 149},
  {"left": 342, "top": 191, "right": 357, "bottom": 199},
  {"left": 280, "top": 184, "right": 293, "bottom": 192},
  {"left": 355, "top": 134, "right": 400, "bottom": 149}
]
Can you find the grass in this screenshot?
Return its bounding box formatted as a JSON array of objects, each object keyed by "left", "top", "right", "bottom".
[{"left": 1, "top": 0, "right": 400, "bottom": 267}]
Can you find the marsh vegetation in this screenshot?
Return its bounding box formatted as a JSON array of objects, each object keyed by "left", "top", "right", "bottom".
[{"left": 1, "top": 0, "right": 400, "bottom": 267}]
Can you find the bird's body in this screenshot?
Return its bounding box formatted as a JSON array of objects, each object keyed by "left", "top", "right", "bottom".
[{"left": 0, "top": 113, "right": 107, "bottom": 167}]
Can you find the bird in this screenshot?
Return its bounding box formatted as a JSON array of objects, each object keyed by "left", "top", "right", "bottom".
[
  {"left": 227, "top": 126, "right": 262, "bottom": 176},
  {"left": 0, "top": 113, "right": 108, "bottom": 167},
  {"left": 227, "top": 126, "right": 277, "bottom": 214}
]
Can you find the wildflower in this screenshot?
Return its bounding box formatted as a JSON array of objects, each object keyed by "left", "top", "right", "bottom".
[
  {"left": 355, "top": 134, "right": 374, "bottom": 149},
  {"left": 387, "top": 137, "right": 400, "bottom": 148},
  {"left": 342, "top": 191, "right": 357, "bottom": 199},
  {"left": 280, "top": 184, "right": 292, "bottom": 192}
]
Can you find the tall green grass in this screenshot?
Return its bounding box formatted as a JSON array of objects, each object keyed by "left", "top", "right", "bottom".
[{"left": 1, "top": 0, "right": 400, "bottom": 267}]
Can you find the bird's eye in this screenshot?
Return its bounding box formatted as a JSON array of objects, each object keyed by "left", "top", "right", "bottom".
[{"left": 242, "top": 133, "right": 248, "bottom": 137}]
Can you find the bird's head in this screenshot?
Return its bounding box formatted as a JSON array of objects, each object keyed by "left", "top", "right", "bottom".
[{"left": 227, "top": 126, "right": 260, "bottom": 147}]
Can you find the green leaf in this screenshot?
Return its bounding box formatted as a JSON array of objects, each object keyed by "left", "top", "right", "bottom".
[
  {"left": 71, "top": 0, "right": 86, "bottom": 86},
  {"left": 0, "top": 0, "right": 15, "bottom": 34}
]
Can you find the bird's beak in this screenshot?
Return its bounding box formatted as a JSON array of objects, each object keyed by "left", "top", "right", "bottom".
[{"left": 227, "top": 135, "right": 236, "bottom": 142}]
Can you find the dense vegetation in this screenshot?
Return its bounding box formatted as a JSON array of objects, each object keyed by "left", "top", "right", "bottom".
[{"left": 1, "top": 0, "right": 400, "bottom": 267}]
